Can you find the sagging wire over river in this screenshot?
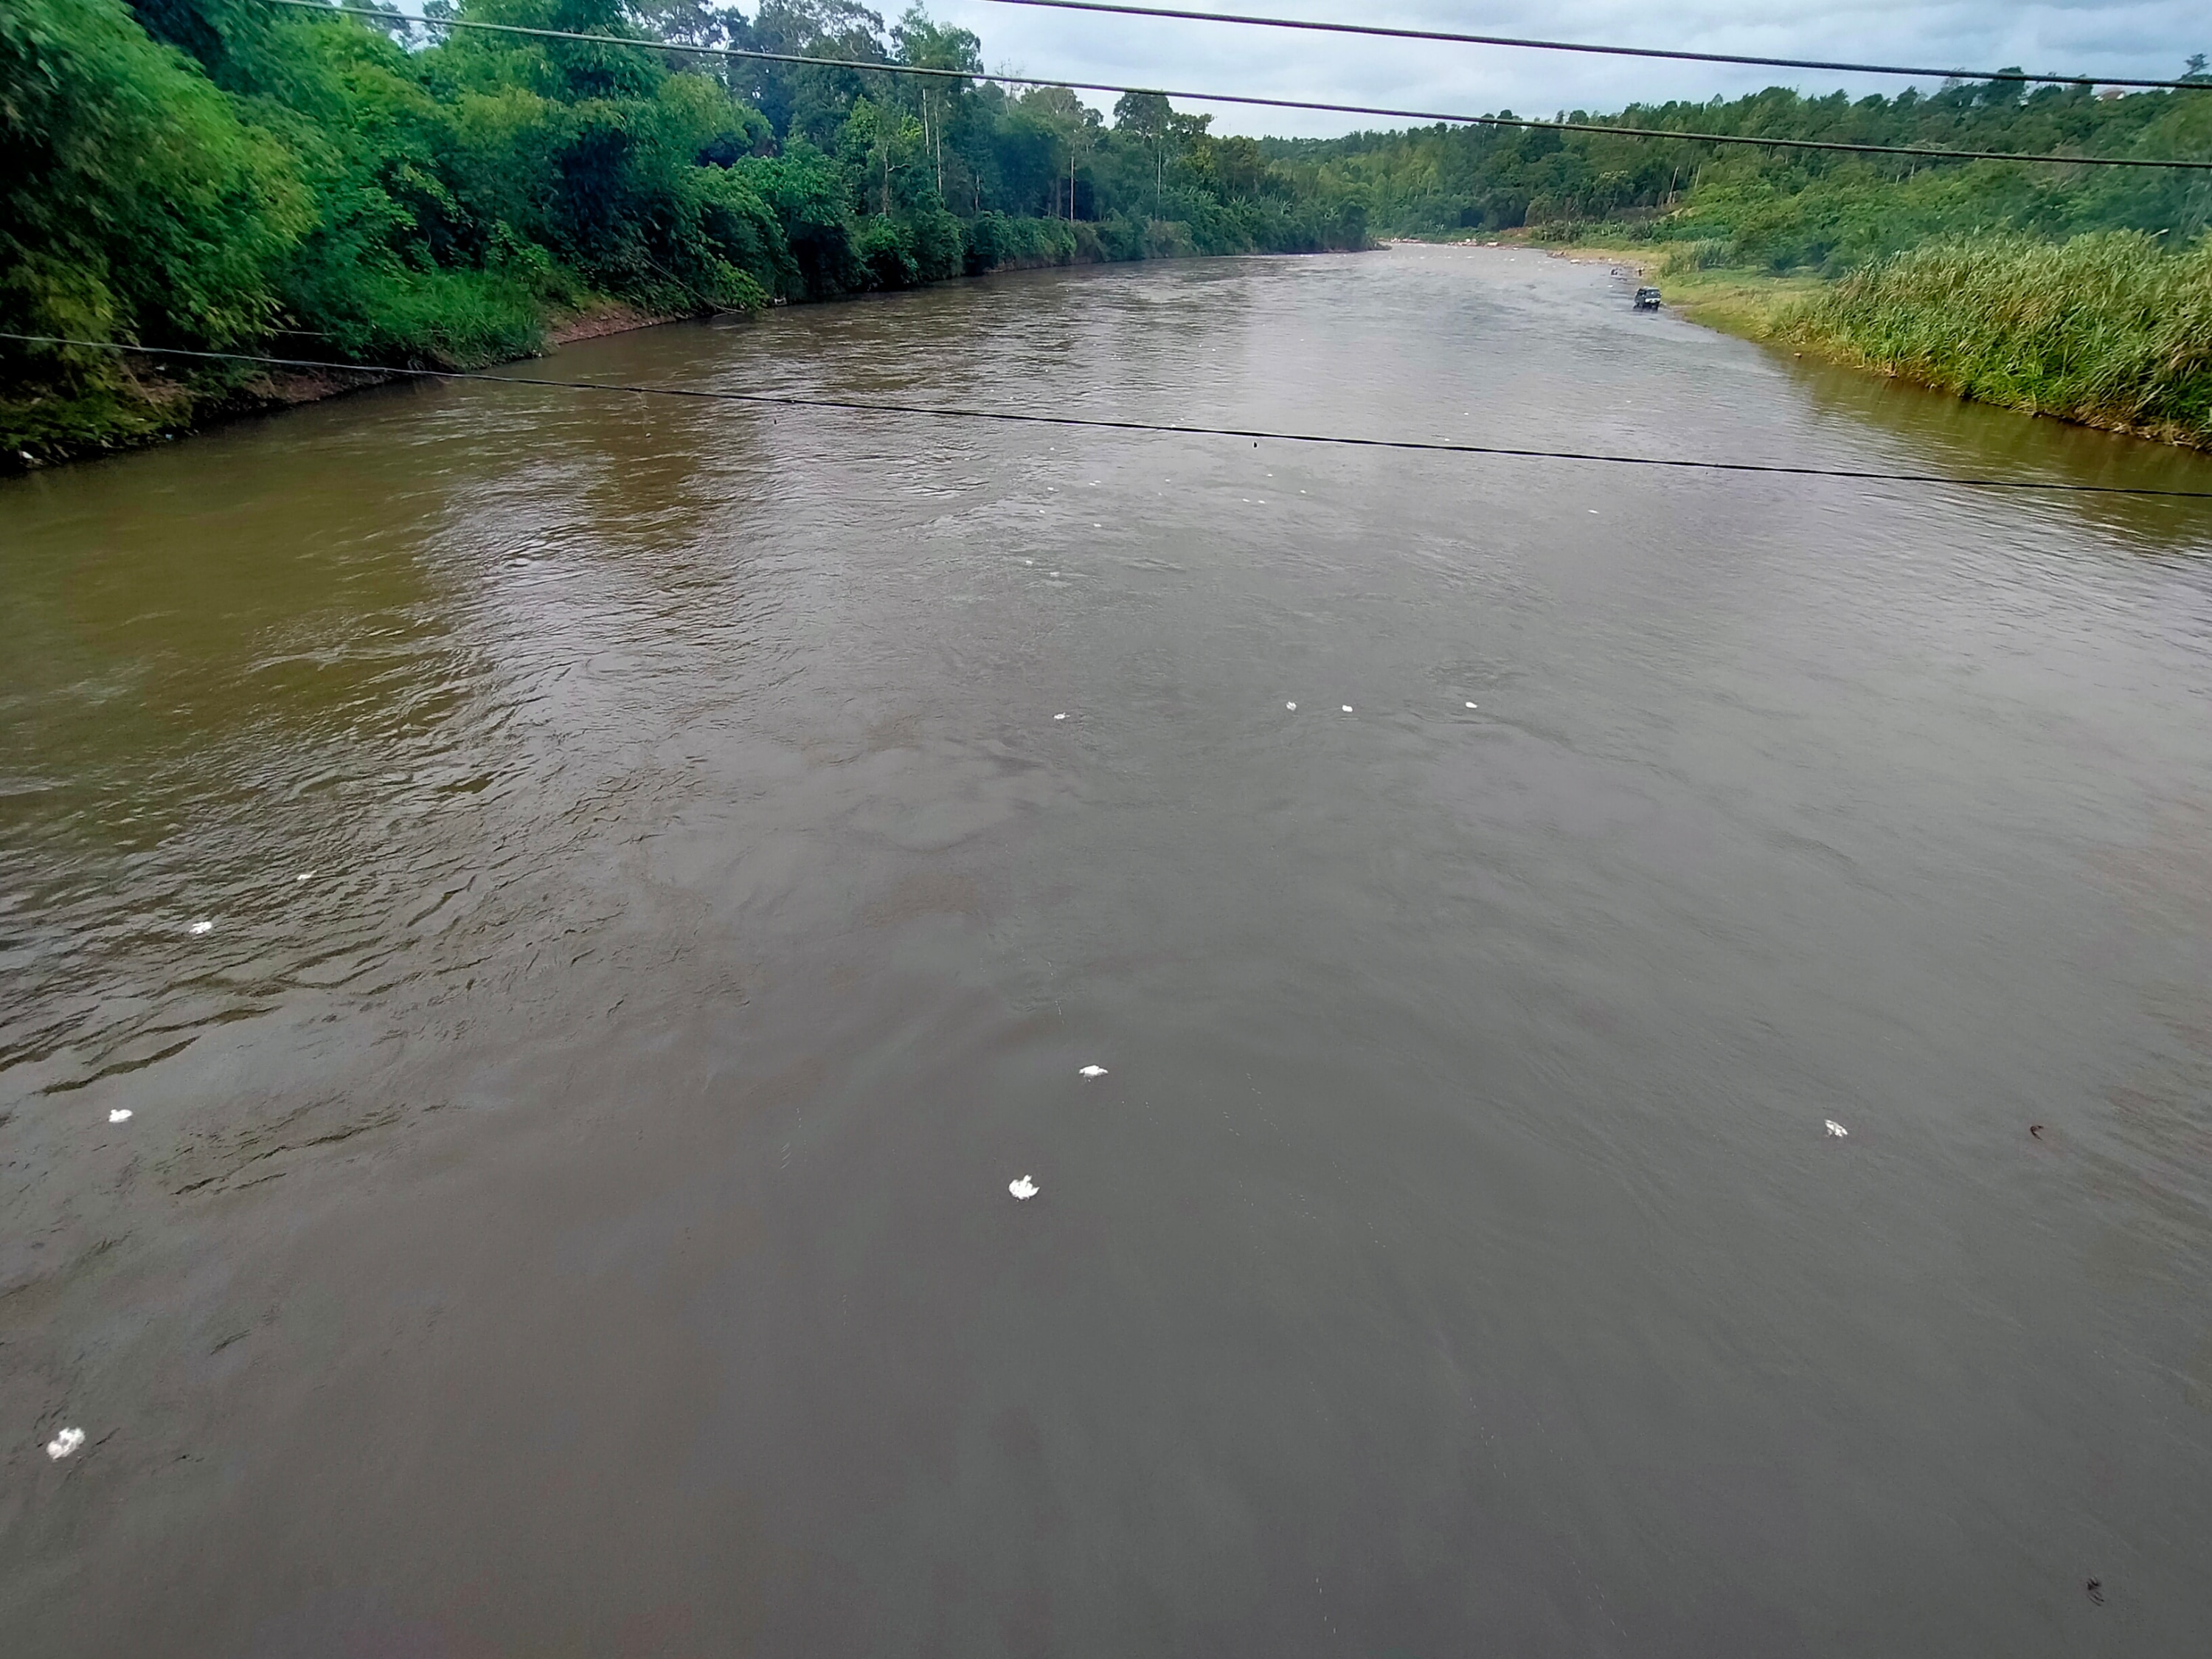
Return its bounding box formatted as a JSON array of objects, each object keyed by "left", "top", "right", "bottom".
[
  {"left": 260, "top": 2, "right": 2212, "bottom": 173},
  {"left": 10, "top": 333, "right": 2212, "bottom": 500},
  {"left": 984, "top": 0, "right": 2212, "bottom": 96}
]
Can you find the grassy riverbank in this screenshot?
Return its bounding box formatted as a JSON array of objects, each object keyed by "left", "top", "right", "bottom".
[
  {"left": 1520, "top": 229, "right": 2212, "bottom": 451},
  {"left": 1593, "top": 252, "right": 1821, "bottom": 340},
  {"left": 1331, "top": 63, "right": 2212, "bottom": 451},
  {"left": 10, "top": 4, "right": 2205, "bottom": 467},
  {"left": 1779, "top": 232, "right": 2212, "bottom": 448}
]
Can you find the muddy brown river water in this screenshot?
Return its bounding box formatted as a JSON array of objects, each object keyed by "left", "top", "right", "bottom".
[{"left": 4, "top": 246, "right": 2211, "bottom": 1655}]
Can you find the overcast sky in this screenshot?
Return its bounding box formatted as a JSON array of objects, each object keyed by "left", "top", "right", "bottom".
[{"left": 920, "top": 1, "right": 2210, "bottom": 136}]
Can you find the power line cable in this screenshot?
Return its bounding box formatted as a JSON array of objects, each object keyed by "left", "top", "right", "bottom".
[
  {"left": 12, "top": 334, "right": 2211, "bottom": 499},
  {"left": 985, "top": 0, "right": 2212, "bottom": 95},
  {"left": 258, "top": 3, "right": 2212, "bottom": 171}
]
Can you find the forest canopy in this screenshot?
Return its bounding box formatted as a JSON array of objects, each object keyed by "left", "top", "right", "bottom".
[
  {"left": 0, "top": 0, "right": 1366, "bottom": 453},
  {"left": 1269, "top": 66, "right": 2212, "bottom": 273},
  {"left": 3, "top": 0, "right": 2207, "bottom": 456}
]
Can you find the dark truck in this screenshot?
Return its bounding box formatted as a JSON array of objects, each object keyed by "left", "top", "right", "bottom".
[{"left": 1633, "top": 286, "right": 1663, "bottom": 311}]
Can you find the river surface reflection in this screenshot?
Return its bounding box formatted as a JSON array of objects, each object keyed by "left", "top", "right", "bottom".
[{"left": 4, "top": 246, "right": 2211, "bottom": 1655}]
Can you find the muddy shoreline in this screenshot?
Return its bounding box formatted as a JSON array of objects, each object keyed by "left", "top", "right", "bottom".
[{"left": 2, "top": 302, "right": 693, "bottom": 478}]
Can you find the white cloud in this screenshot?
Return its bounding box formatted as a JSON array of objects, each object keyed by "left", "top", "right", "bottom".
[{"left": 926, "top": 1, "right": 2208, "bottom": 136}]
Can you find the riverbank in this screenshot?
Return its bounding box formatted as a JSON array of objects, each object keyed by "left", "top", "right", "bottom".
[
  {"left": 4, "top": 1, "right": 1365, "bottom": 477},
  {"left": 1398, "top": 230, "right": 1825, "bottom": 339},
  {"left": 0, "top": 299, "right": 689, "bottom": 477},
  {"left": 1452, "top": 230, "right": 2212, "bottom": 453},
  {"left": 3, "top": 241, "right": 1358, "bottom": 474},
  {"left": 1539, "top": 246, "right": 1826, "bottom": 341},
  {"left": 1781, "top": 232, "right": 2212, "bottom": 451}
]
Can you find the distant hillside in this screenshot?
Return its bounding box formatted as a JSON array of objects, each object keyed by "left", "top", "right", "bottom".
[{"left": 1263, "top": 72, "right": 2212, "bottom": 271}]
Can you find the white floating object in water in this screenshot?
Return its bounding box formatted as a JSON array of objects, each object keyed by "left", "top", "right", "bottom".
[
  {"left": 108, "top": 1109, "right": 132, "bottom": 1124},
  {"left": 1342, "top": 705, "right": 1353, "bottom": 713},
  {"left": 46, "top": 1427, "right": 85, "bottom": 1461},
  {"left": 187, "top": 920, "right": 213, "bottom": 936},
  {"left": 1078, "top": 1065, "right": 1107, "bottom": 1078},
  {"left": 1466, "top": 702, "right": 1477, "bottom": 710},
  {"left": 1825, "top": 1120, "right": 1848, "bottom": 1137},
  {"left": 1008, "top": 1176, "right": 1039, "bottom": 1200},
  {"left": 295, "top": 871, "right": 314, "bottom": 883},
  {"left": 1054, "top": 713, "right": 1067, "bottom": 721},
  {"left": 1285, "top": 702, "right": 1297, "bottom": 711}
]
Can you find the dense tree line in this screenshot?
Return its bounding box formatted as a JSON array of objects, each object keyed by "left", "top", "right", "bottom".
[
  {"left": 4, "top": 0, "right": 2205, "bottom": 460},
  {"left": 0, "top": 0, "right": 1366, "bottom": 455},
  {"left": 1274, "top": 67, "right": 2212, "bottom": 271},
  {"left": 1283, "top": 72, "right": 2210, "bottom": 448}
]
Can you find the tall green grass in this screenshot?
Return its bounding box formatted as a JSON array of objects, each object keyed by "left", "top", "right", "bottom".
[{"left": 1782, "top": 231, "right": 2212, "bottom": 448}]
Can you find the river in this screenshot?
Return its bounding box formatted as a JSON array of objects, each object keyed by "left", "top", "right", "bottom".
[{"left": 4, "top": 246, "right": 2211, "bottom": 1655}]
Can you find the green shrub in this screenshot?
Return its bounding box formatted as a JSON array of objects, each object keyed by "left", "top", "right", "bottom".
[
  {"left": 1658, "top": 238, "right": 1734, "bottom": 275},
  {"left": 1783, "top": 230, "right": 2212, "bottom": 446},
  {"left": 1, "top": 0, "right": 310, "bottom": 440},
  {"left": 965, "top": 213, "right": 1081, "bottom": 271},
  {"left": 854, "top": 216, "right": 920, "bottom": 288}
]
